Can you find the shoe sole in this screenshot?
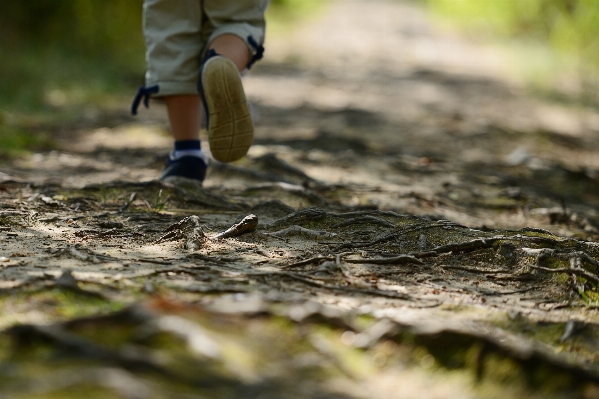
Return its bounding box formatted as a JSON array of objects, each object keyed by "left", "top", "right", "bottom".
[{"left": 200, "top": 56, "right": 253, "bottom": 163}]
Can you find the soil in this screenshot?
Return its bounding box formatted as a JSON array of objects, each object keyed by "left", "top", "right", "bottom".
[{"left": 2, "top": 1, "right": 599, "bottom": 398}]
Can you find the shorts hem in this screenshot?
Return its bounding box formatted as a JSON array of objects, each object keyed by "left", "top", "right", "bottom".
[{"left": 146, "top": 81, "right": 198, "bottom": 97}]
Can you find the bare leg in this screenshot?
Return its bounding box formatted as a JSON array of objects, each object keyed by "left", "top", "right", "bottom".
[
  {"left": 164, "top": 95, "right": 201, "bottom": 141},
  {"left": 209, "top": 34, "right": 251, "bottom": 72}
]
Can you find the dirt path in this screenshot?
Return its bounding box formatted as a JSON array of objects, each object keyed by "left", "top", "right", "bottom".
[{"left": 2, "top": 1, "right": 599, "bottom": 398}]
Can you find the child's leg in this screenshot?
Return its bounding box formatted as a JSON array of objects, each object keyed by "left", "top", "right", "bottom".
[
  {"left": 165, "top": 95, "right": 201, "bottom": 142},
  {"left": 209, "top": 34, "right": 251, "bottom": 72}
]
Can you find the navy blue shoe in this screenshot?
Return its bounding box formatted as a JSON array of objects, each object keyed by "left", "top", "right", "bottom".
[{"left": 160, "top": 155, "right": 207, "bottom": 182}]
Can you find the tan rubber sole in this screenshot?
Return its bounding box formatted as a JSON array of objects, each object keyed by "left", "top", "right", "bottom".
[{"left": 201, "top": 56, "right": 253, "bottom": 163}]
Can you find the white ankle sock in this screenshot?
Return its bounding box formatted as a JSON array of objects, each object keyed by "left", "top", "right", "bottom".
[{"left": 171, "top": 149, "right": 208, "bottom": 163}]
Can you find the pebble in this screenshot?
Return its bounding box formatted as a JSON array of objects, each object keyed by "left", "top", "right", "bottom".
[{"left": 0, "top": 257, "right": 9, "bottom": 262}]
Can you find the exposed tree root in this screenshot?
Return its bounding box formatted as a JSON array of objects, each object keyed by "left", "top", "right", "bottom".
[
  {"left": 266, "top": 225, "right": 337, "bottom": 239},
  {"left": 439, "top": 264, "right": 509, "bottom": 274},
  {"left": 345, "top": 255, "right": 424, "bottom": 266},
  {"left": 266, "top": 206, "right": 327, "bottom": 229},
  {"left": 329, "top": 210, "right": 405, "bottom": 219},
  {"left": 242, "top": 270, "right": 410, "bottom": 300},
  {"left": 420, "top": 238, "right": 500, "bottom": 256},
  {"left": 279, "top": 255, "right": 332, "bottom": 269},
  {"left": 153, "top": 216, "right": 205, "bottom": 251},
  {"left": 212, "top": 214, "right": 259, "bottom": 240},
  {"left": 6, "top": 323, "right": 175, "bottom": 376},
  {"left": 523, "top": 248, "right": 599, "bottom": 284},
  {"left": 333, "top": 220, "right": 468, "bottom": 251},
  {"left": 280, "top": 302, "right": 599, "bottom": 386},
  {"left": 54, "top": 270, "right": 106, "bottom": 299},
  {"left": 59, "top": 247, "right": 101, "bottom": 263},
  {"left": 530, "top": 265, "right": 599, "bottom": 284},
  {"left": 332, "top": 216, "right": 396, "bottom": 229}
]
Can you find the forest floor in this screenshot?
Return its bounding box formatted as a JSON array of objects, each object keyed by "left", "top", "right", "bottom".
[{"left": 2, "top": 1, "right": 599, "bottom": 398}]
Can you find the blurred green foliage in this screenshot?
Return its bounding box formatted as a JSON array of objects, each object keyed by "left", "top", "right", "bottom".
[
  {"left": 266, "top": 0, "right": 324, "bottom": 34},
  {"left": 0, "top": 0, "right": 145, "bottom": 112},
  {"left": 0, "top": 123, "right": 54, "bottom": 158},
  {"left": 0, "top": 0, "right": 317, "bottom": 113},
  {"left": 426, "top": 0, "right": 599, "bottom": 91},
  {"left": 0, "top": 1, "right": 143, "bottom": 61}
]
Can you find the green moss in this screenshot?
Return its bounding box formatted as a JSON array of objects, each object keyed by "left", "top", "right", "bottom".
[
  {"left": 353, "top": 313, "right": 377, "bottom": 330},
  {"left": 584, "top": 290, "right": 599, "bottom": 304},
  {"left": 552, "top": 272, "right": 570, "bottom": 284},
  {"left": 0, "top": 288, "right": 126, "bottom": 327},
  {"left": 0, "top": 122, "right": 54, "bottom": 159},
  {"left": 10, "top": 381, "right": 118, "bottom": 399}
]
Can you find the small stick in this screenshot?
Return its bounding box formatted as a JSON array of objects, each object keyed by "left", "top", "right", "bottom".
[{"left": 118, "top": 192, "right": 137, "bottom": 213}]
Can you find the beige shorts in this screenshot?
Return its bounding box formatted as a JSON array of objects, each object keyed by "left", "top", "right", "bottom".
[{"left": 143, "top": 0, "right": 269, "bottom": 97}]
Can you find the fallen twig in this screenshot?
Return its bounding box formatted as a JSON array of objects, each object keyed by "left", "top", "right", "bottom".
[{"left": 118, "top": 192, "right": 137, "bottom": 213}]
